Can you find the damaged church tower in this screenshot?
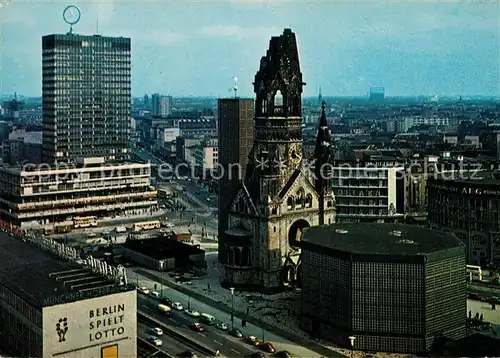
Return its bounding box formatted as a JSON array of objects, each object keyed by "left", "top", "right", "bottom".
[{"left": 221, "top": 29, "right": 336, "bottom": 292}]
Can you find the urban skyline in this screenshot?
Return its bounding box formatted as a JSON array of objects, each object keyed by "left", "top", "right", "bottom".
[{"left": 1, "top": 1, "right": 499, "bottom": 97}]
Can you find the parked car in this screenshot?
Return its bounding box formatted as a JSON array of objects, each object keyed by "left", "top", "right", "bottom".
[
  {"left": 147, "top": 335, "right": 162, "bottom": 346},
  {"left": 260, "top": 342, "right": 276, "bottom": 353},
  {"left": 244, "top": 335, "right": 262, "bottom": 346},
  {"left": 184, "top": 309, "right": 201, "bottom": 317},
  {"left": 172, "top": 302, "right": 184, "bottom": 311},
  {"left": 215, "top": 322, "right": 228, "bottom": 331},
  {"left": 189, "top": 323, "right": 205, "bottom": 332},
  {"left": 150, "top": 327, "right": 163, "bottom": 336},
  {"left": 149, "top": 291, "right": 160, "bottom": 299},
  {"left": 228, "top": 328, "right": 243, "bottom": 338},
  {"left": 137, "top": 287, "right": 149, "bottom": 295}
]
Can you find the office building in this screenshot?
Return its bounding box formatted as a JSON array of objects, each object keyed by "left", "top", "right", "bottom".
[
  {"left": 403, "top": 116, "right": 453, "bottom": 132},
  {"left": 151, "top": 94, "right": 172, "bottom": 117},
  {"left": 0, "top": 230, "right": 136, "bottom": 357},
  {"left": 217, "top": 98, "right": 254, "bottom": 265},
  {"left": 0, "top": 157, "right": 156, "bottom": 230},
  {"left": 42, "top": 34, "right": 131, "bottom": 164},
  {"left": 331, "top": 161, "right": 405, "bottom": 222},
  {"left": 301, "top": 223, "right": 466, "bottom": 354},
  {"left": 369, "top": 87, "right": 385, "bottom": 101},
  {"left": 428, "top": 172, "right": 500, "bottom": 266}
]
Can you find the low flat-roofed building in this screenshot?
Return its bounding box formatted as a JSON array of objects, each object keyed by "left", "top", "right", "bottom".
[
  {"left": 300, "top": 223, "right": 466, "bottom": 354},
  {"left": 0, "top": 158, "right": 157, "bottom": 229},
  {"left": 0, "top": 230, "right": 136, "bottom": 357},
  {"left": 121, "top": 236, "right": 205, "bottom": 271}
]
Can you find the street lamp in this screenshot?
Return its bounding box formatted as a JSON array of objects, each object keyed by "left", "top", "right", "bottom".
[
  {"left": 230, "top": 287, "right": 235, "bottom": 330},
  {"left": 348, "top": 336, "right": 356, "bottom": 358}
]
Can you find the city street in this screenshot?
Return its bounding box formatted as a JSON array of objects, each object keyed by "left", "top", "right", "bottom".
[
  {"left": 138, "top": 320, "right": 197, "bottom": 356},
  {"left": 138, "top": 295, "right": 259, "bottom": 357},
  {"left": 131, "top": 268, "right": 329, "bottom": 358}
]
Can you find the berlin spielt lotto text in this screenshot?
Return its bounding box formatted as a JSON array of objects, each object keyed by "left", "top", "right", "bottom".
[{"left": 20, "top": 160, "right": 496, "bottom": 183}]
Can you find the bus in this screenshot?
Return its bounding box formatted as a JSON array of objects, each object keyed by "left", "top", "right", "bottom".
[
  {"left": 157, "top": 304, "right": 171, "bottom": 315},
  {"left": 200, "top": 313, "right": 216, "bottom": 325},
  {"left": 466, "top": 265, "right": 483, "bottom": 282},
  {"left": 133, "top": 220, "right": 161, "bottom": 232},
  {"left": 74, "top": 216, "right": 98, "bottom": 229}
]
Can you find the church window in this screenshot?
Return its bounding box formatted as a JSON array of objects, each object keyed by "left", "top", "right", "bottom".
[
  {"left": 273, "top": 251, "right": 277, "bottom": 259},
  {"left": 262, "top": 99, "right": 268, "bottom": 115},
  {"left": 327, "top": 200, "right": 333, "bottom": 208},
  {"left": 271, "top": 207, "right": 277, "bottom": 215},
  {"left": 296, "top": 189, "right": 305, "bottom": 208},
  {"left": 274, "top": 90, "right": 283, "bottom": 106},
  {"left": 274, "top": 90, "right": 283, "bottom": 115},
  {"left": 306, "top": 193, "right": 313, "bottom": 208},
  {"left": 273, "top": 226, "right": 276, "bottom": 232},
  {"left": 328, "top": 218, "right": 332, "bottom": 224},
  {"left": 287, "top": 197, "right": 294, "bottom": 210},
  {"left": 288, "top": 96, "right": 295, "bottom": 116}
]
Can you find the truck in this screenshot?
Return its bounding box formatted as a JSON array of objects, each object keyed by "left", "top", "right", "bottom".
[{"left": 115, "top": 226, "right": 127, "bottom": 233}]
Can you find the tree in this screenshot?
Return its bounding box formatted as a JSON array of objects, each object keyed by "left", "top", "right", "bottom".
[{"left": 480, "top": 313, "right": 484, "bottom": 321}]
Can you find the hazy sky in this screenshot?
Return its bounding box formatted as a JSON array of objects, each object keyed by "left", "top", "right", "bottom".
[{"left": 1, "top": 0, "right": 499, "bottom": 97}]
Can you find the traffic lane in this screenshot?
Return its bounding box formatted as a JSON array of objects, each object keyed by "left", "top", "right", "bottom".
[
  {"left": 138, "top": 321, "right": 194, "bottom": 356},
  {"left": 138, "top": 296, "right": 258, "bottom": 357},
  {"left": 138, "top": 295, "right": 257, "bottom": 357}
]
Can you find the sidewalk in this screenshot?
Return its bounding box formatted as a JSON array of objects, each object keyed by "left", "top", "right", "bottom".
[{"left": 131, "top": 268, "right": 342, "bottom": 358}]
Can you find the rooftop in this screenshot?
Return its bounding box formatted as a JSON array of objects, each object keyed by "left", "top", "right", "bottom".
[
  {"left": 431, "top": 170, "right": 500, "bottom": 187},
  {"left": 124, "top": 236, "right": 204, "bottom": 260},
  {"left": 0, "top": 232, "right": 127, "bottom": 308},
  {"left": 302, "top": 223, "right": 463, "bottom": 256}
]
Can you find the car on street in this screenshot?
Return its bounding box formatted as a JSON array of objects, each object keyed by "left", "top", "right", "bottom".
[
  {"left": 489, "top": 296, "right": 500, "bottom": 303},
  {"left": 189, "top": 323, "right": 205, "bottom": 332},
  {"left": 149, "top": 291, "right": 160, "bottom": 299},
  {"left": 244, "top": 335, "right": 262, "bottom": 346},
  {"left": 260, "top": 342, "right": 276, "bottom": 353},
  {"left": 172, "top": 302, "right": 184, "bottom": 311},
  {"left": 147, "top": 335, "right": 162, "bottom": 346},
  {"left": 184, "top": 309, "right": 200, "bottom": 317},
  {"left": 137, "top": 287, "right": 149, "bottom": 295},
  {"left": 161, "top": 297, "right": 173, "bottom": 306},
  {"left": 228, "top": 328, "right": 243, "bottom": 338},
  {"left": 150, "top": 327, "right": 163, "bottom": 336},
  {"left": 215, "top": 322, "right": 228, "bottom": 331}
]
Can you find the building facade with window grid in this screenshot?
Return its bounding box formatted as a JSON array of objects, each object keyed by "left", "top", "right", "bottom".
[
  {"left": 427, "top": 173, "right": 500, "bottom": 266},
  {"left": 42, "top": 34, "right": 131, "bottom": 164},
  {"left": 0, "top": 159, "right": 157, "bottom": 229},
  {"left": 331, "top": 161, "right": 405, "bottom": 223},
  {"left": 300, "top": 223, "right": 466, "bottom": 354}
]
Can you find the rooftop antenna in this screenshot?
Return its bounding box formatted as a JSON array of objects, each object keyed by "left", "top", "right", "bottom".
[
  {"left": 63, "top": 5, "right": 81, "bottom": 35},
  {"left": 233, "top": 76, "right": 238, "bottom": 99}
]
